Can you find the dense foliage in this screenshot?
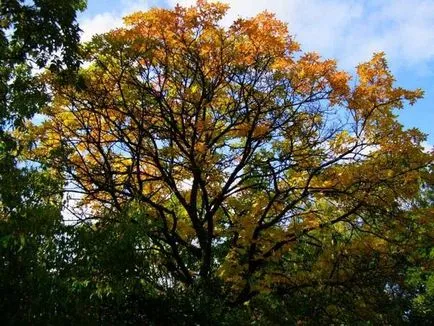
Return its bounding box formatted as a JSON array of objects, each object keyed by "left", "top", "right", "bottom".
[{"left": 1, "top": 1, "right": 433, "bottom": 324}]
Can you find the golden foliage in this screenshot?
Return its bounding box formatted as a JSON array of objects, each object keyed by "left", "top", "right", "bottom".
[{"left": 27, "top": 0, "right": 433, "bottom": 302}]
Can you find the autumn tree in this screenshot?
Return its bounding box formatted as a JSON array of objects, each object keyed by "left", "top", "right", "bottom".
[{"left": 31, "top": 0, "right": 432, "bottom": 317}]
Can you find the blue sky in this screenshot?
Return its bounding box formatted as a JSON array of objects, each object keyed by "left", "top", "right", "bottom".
[{"left": 78, "top": 0, "right": 434, "bottom": 146}]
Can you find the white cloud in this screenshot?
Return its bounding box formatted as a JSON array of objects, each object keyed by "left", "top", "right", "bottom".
[
  {"left": 80, "top": 13, "right": 123, "bottom": 42},
  {"left": 422, "top": 141, "right": 433, "bottom": 153},
  {"left": 79, "top": 0, "right": 434, "bottom": 74},
  {"left": 79, "top": 0, "right": 151, "bottom": 42},
  {"left": 168, "top": 0, "right": 434, "bottom": 73}
]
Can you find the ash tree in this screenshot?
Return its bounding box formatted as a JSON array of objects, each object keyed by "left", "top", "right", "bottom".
[{"left": 25, "top": 1, "right": 433, "bottom": 321}]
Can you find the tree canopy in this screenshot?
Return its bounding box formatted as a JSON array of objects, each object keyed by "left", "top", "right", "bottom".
[{"left": 2, "top": 1, "right": 434, "bottom": 324}]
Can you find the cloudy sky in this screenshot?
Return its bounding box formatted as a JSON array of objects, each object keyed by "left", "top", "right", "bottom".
[{"left": 78, "top": 0, "right": 434, "bottom": 146}]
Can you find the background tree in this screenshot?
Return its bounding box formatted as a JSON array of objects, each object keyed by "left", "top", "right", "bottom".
[
  {"left": 400, "top": 167, "right": 434, "bottom": 324},
  {"left": 31, "top": 0, "right": 432, "bottom": 315},
  {"left": 0, "top": 0, "right": 86, "bottom": 324},
  {"left": 1, "top": 0, "right": 86, "bottom": 133}
]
